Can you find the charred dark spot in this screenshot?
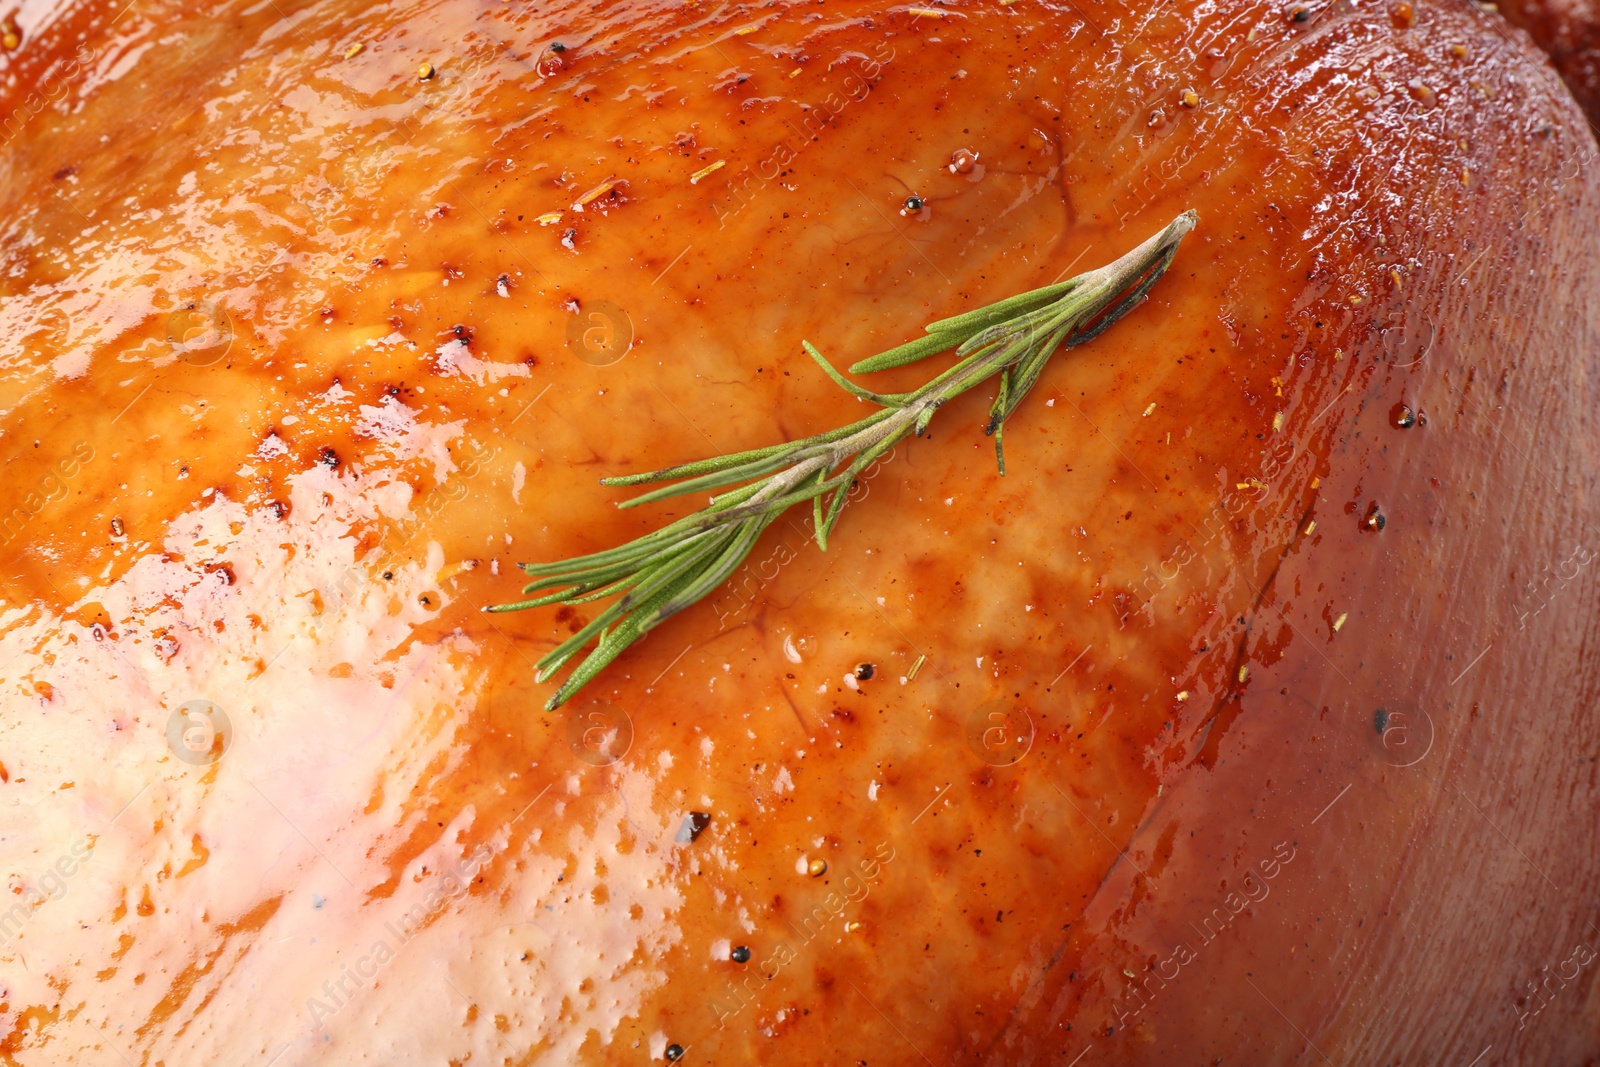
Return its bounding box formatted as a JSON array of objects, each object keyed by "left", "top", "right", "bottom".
[
  {"left": 854, "top": 662, "right": 875, "bottom": 681},
  {"left": 319, "top": 447, "right": 340, "bottom": 469},
  {"left": 52, "top": 165, "right": 75, "bottom": 181},
  {"left": 674, "top": 812, "right": 711, "bottom": 842}
]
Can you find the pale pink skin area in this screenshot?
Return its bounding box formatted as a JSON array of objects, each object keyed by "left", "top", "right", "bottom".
[{"left": 0, "top": 0, "right": 1597, "bottom": 1063}]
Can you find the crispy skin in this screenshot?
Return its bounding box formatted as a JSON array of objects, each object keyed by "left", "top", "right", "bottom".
[{"left": 1, "top": 0, "right": 1598, "bottom": 1064}]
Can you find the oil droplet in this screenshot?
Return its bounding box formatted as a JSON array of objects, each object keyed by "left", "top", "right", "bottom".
[
  {"left": 901, "top": 195, "right": 924, "bottom": 216},
  {"left": 418, "top": 61, "right": 435, "bottom": 80},
  {"left": 1391, "top": 403, "right": 1416, "bottom": 428},
  {"left": 1363, "top": 503, "right": 1386, "bottom": 531},
  {"left": 808, "top": 858, "right": 828, "bottom": 877},
  {"left": 1392, "top": 2, "right": 1415, "bottom": 26},
  {"left": 665, "top": 1044, "right": 685, "bottom": 1061},
  {"left": 950, "top": 148, "right": 979, "bottom": 174},
  {"left": 1179, "top": 88, "right": 1199, "bottom": 107},
  {"left": 731, "top": 945, "right": 751, "bottom": 963}
]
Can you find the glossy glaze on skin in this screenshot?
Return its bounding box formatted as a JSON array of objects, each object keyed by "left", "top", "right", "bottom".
[{"left": 1, "top": 0, "right": 1598, "bottom": 1064}]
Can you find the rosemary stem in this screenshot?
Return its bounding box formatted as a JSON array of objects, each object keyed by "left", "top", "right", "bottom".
[{"left": 494, "top": 210, "right": 1198, "bottom": 709}]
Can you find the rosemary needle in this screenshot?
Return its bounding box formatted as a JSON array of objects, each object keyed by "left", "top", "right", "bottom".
[{"left": 489, "top": 210, "right": 1198, "bottom": 710}]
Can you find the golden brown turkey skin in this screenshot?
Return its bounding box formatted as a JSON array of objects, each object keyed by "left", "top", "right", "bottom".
[{"left": 1, "top": 0, "right": 1598, "bottom": 1064}]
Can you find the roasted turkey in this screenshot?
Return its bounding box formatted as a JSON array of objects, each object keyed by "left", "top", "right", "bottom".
[{"left": 1, "top": 0, "right": 1598, "bottom": 1063}]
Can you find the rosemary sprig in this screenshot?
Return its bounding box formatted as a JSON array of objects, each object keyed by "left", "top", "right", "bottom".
[{"left": 490, "top": 210, "right": 1197, "bottom": 709}]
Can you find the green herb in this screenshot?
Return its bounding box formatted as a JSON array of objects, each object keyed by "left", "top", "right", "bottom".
[{"left": 489, "top": 211, "right": 1197, "bottom": 709}]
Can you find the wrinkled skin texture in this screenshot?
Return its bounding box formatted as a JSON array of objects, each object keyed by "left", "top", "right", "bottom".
[{"left": 1, "top": 0, "right": 1599, "bottom": 1063}]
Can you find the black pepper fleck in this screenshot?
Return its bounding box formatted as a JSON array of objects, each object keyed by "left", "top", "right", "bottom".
[{"left": 675, "top": 812, "right": 712, "bottom": 842}]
